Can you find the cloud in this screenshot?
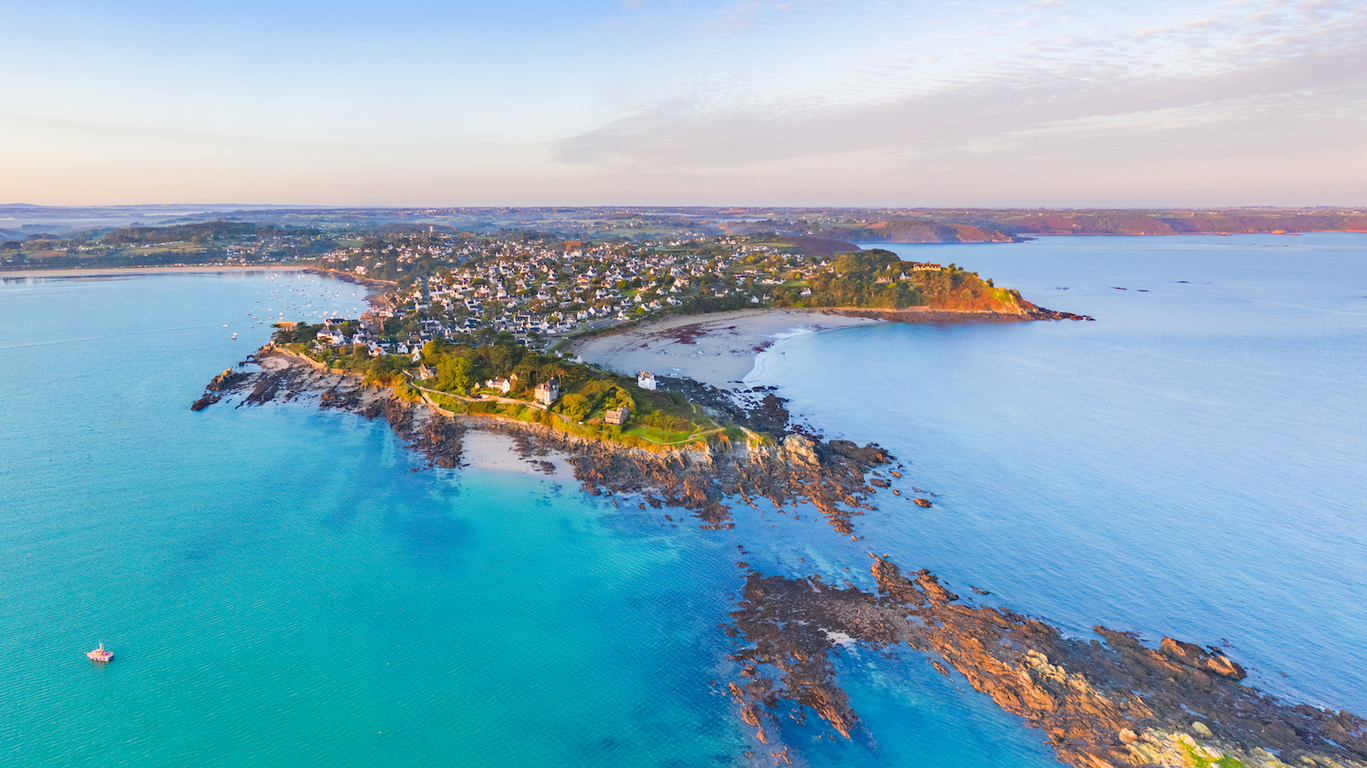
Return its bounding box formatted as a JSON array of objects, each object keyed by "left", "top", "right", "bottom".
[
  {"left": 702, "top": 0, "right": 812, "bottom": 37},
  {"left": 553, "top": 40, "right": 1367, "bottom": 167},
  {"left": 544, "top": 3, "right": 1367, "bottom": 205}
]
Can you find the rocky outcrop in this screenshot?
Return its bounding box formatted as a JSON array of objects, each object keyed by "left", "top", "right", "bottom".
[
  {"left": 1159, "top": 637, "right": 1247, "bottom": 681},
  {"left": 1022, "top": 304, "right": 1096, "bottom": 321},
  {"left": 205, "top": 368, "right": 248, "bottom": 392},
  {"left": 726, "top": 556, "right": 1367, "bottom": 768},
  {"left": 190, "top": 393, "right": 220, "bottom": 411},
  {"left": 781, "top": 434, "right": 819, "bottom": 465}
]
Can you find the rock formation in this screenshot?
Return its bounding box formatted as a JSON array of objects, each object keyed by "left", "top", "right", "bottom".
[{"left": 726, "top": 557, "right": 1367, "bottom": 768}]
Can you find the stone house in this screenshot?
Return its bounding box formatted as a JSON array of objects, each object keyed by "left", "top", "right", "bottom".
[{"left": 534, "top": 378, "right": 560, "bottom": 406}]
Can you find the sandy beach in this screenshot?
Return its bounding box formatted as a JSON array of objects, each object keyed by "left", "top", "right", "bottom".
[
  {"left": 458, "top": 430, "right": 579, "bottom": 483},
  {"left": 0, "top": 265, "right": 308, "bottom": 279},
  {"left": 569, "top": 309, "right": 881, "bottom": 388}
]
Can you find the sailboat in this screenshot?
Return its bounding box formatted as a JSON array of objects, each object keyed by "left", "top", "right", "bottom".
[{"left": 86, "top": 642, "right": 113, "bottom": 662}]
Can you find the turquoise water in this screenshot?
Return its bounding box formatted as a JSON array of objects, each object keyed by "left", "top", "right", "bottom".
[
  {"left": 1, "top": 272, "right": 1061, "bottom": 767},
  {"left": 752, "top": 234, "right": 1367, "bottom": 714}
]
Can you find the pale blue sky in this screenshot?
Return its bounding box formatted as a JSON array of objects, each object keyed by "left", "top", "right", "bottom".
[{"left": 3, "top": 0, "right": 1363, "bottom": 206}]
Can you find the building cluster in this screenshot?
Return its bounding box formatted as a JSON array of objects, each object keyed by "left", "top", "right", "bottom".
[{"left": 313, "top": 233, "right": 818, "bottom": 353}]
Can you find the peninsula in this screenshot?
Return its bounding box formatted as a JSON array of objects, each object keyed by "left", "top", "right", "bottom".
[{"left": 189, "top": 250, "right": 1366, "bottom": 767}]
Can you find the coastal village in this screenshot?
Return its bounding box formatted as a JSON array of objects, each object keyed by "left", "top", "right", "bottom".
[
  {"left": 306, "top": 231, "right": 944, "bottom": 357},
  {"left": 258, "top": 231, "right": 966, "bottom": 441}
]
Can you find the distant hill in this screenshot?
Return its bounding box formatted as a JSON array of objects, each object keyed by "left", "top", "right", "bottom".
[
  {"left": 769, "top": 235, "right": 860, "bottom": 258},
  {"left": 102, "top": 221, "right": 260, "bottom": 245},
  {"left": 827, "top": 220, "right": 1014, "bottom": 244},
  {"left": 983, "top": 209, "right": 1367, "bottom": 235}
]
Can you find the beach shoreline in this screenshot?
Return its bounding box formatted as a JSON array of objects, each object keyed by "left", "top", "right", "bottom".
[
  {"left": 566, "top": 305, "right": 1080, "bottom": 390},
  {"left": 568, "top": 309, "right": 882, "bottom": 389},
  {"left": 458, "top": 430, "right": 579, "bottom": 483}
]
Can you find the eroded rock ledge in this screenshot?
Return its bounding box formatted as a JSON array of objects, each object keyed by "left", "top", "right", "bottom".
[{"left": 728, "top": 557, "right": 1367, "bottom": 768}]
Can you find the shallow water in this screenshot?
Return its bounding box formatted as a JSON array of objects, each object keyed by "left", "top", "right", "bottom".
[{"left": 750, "top": 233, "right": 1367, "bottom": 714}]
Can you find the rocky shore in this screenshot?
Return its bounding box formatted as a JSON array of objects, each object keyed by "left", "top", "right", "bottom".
[
  {"left": 728, "top": 558, "right": 1367, "bottom": 768},
  {"left": 194, "top": 346, "right": 1365, "bottom": 768},
  {"left": 194, "top": 348, "right": 892, "bottom": 534}
]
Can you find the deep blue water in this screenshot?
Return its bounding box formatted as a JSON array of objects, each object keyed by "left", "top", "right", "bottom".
[{"left": 751, "top": 233, "right": 1367, "bottom": 714}]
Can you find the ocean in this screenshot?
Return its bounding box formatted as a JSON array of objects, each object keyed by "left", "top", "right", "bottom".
[
  {"left": 750, "top": 233, "right": 1367, "bottom": 715},
  {"left": 2, "top": 234, "right": 1364, "bottom": 766}
]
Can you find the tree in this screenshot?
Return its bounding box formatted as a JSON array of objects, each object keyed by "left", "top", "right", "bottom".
[
  {"left": 437, "top": 356, "right": 474, "bottom": 394},
  {"left": 557, "top": 393, "right": 591, "bottom": 421}
]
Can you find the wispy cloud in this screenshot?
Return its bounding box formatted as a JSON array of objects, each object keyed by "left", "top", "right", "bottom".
[
  {"left": 557, "top": 7, "right": 1367, "bottom": 164},
  {"left": 546, "top": 1, "right": 1367, "bottom": 203}
]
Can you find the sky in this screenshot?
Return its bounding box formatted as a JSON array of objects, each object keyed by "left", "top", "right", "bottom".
[{"left": 2, "top": 0, "right": 1364, "bottom": 207}]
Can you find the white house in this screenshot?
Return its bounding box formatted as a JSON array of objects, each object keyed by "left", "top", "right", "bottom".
[{"left": 637, "top": 371, "right": 657, "bottom": 390}]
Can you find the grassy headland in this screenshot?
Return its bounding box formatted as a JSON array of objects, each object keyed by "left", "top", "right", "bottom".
[{"left": 270, "top": 323, "right": 743, "bottom": 451}]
